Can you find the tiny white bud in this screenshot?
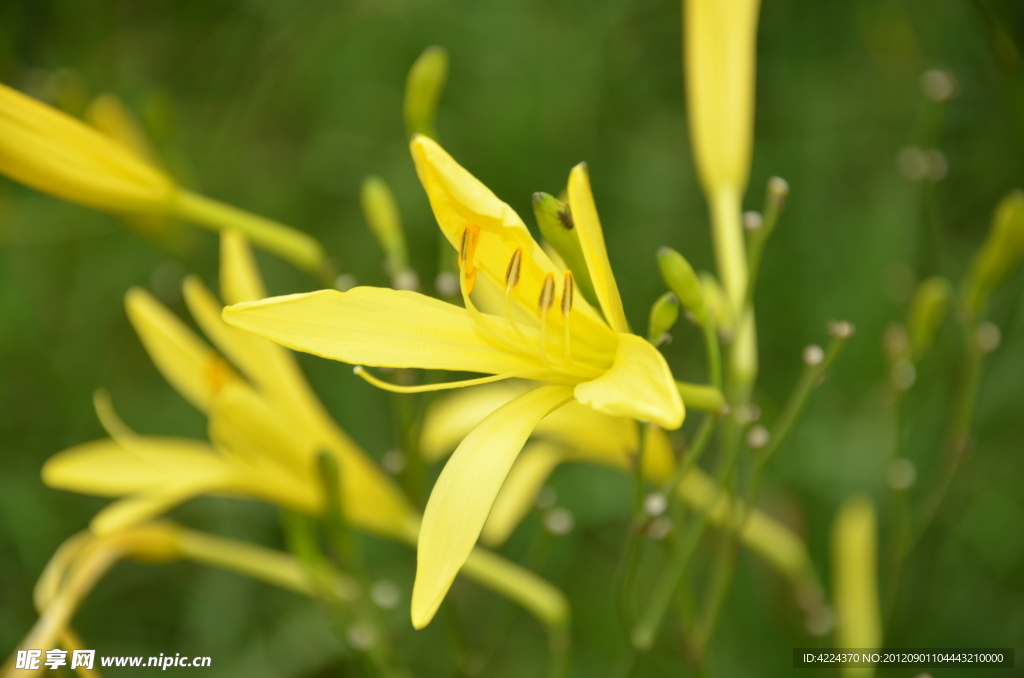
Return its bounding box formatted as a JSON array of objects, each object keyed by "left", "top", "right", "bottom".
[
  {"left": 535, "top": 485, "right": 558, "bottom": 509},
  {"left": 647, "top": 516, "right": 672, "bottom": 540},
  {"left": 743, "top": 211, "right": 764, "bottom": 231},
  {"left": 346, "top": 622, "right": 377, "bottom": 651},
  {"left": 827, "top": 320, "right": 855, "bottom": 339},
  {"left": 435, "top": 271, "right": 459, "bottom": 297},
  {"left": 805, "top": 607, "right": 835, "bottom": 637},
  {"left": 976, "top": 322, "right": 1001, "bottom": 353},
  {"left": 334, "top": 273, "right": 357, "bottom": 292},
  {"left": 802, "top": 344, "right": 825, "bottom": 367},
  {"left": 891, "top": 359, "right": 917, "bottom": 391},
  {"left": 887, "top": 458, "right": 917, "bottom": 491},
  {"left": 643, "top": 492, "right": 667, "bottom": 517},
  {"left": 746, "top": 425, "right": 770, "bottom": 450},
  {"left": 543, "top": 507, "right": 575, "bottom": 536},
  {"left": 737, "top": 403, "right": 761, "bottom": 424},
  {"left": 393, "top": 268, "right": 420, "bottom": 291},
  {"left": 767, "top": 176, "right": 790, "bottom": 200},
  {"left": 897, "top": 146, "right": 929, "bottom": 182},
  {"left": 381, "top": 449, "right": 407, "bottom": 474},
  {"left": 921, "top": 69, "right": 956, "bottom": 102},
  {"left": 925, "top": 149, "right": 948, "bottom": 182},
  {"left": 370, "top": 579, "right": 401, "bottom": 609},
  {"left": 883, "top": 322, "right": 910, "bottom": 362}
]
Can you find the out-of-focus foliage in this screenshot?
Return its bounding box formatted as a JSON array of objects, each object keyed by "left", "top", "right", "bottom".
[{"left": 1, "top": 0, "right": 1023, "bottom": 675}]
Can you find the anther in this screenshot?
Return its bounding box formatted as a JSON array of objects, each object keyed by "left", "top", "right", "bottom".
[
  {"left": 505, "top": 248, "right": 522, "bottom": 293},
  {"left": 459, "top": 225, "right": 480, "bottom": 293},
  {"left": 538, "top": 273, "right": 555, "bottom": 316},
  {"left": 561, "top": 271, "right": 574, "bottom": 318}
]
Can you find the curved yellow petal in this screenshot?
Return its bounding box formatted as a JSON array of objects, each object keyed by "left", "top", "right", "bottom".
[
  {"left": 412, "top": 385, "right": 574, "bottom": 628},
  {"left": 574, "top": 334, "right": 684, "bottom": 430},
  {"left": 482, "top": 441, "right": 567, "bottom": 547},
  {"left": 420, "top": 381, "right": 532, "bottom": 461},
  {"left": 220, "top": 230, "right": 267, "bottom": 305},
  {"left": 126, "top": 286, "right": 240, "bottom": 412},
  {"left": 410, "top": 135, "right": 611, "bottom": 335},
  {"left": 224, "top": 287, "right": 539, "bottom": 374},
  {"left": 207, "top": 381, "right": 308, "bottom": 473},
  {"left": 0, "top": 83, "right": 175, "bottom": 213},
  {"left": 567, "top": 163, "right": 629, "bottom": 333},
  {"left": 90, "top": 486, "right": 209, "bottom": 536},
  {"left": 540, "top": 402, "right": 639, "bottom": 465},
  {"left": 42, "top": 438, "right": 230, "bottom": 496}
]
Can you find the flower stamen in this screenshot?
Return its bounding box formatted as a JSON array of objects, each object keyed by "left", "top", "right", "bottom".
[
  {"left": 562, "top": 271, "right": 574, "bottom": 364},
  {"left": 459, "top": 224, "right": 480, "bottom": 293},
  {"left": 538, "top": 273, "right": 555, "bottom": 368},
  {"left": 353, "top": 365, "right": 535, "bottom": 393}
]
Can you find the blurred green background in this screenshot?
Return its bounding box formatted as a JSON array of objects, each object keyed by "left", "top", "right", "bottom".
[{"left": 1, "top": 0, "right": 1023, "bottom": 675}]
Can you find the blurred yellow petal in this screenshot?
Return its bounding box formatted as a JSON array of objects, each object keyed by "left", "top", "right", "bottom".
[
  {"left": 412, "top": 385, "right": 574, "bottom": 628},
  {"left": 574, "top": 334, "right": 684, "bottom": 430},
  {"left": 637, "top": 424, "right": 678, "bottom": 482},
  {"left": 126, "top": 286, "right": 239, "bottom": 412},
  {"left": 0, "top": 82, "right": 175, "bottom": 213},
  {"left": 42, "top": 438, "right": 230, "bottom": 496},
  {"left": 90, "top": 486, "right": 209, "bottom": 536},
  {"left": 482, "top": 441, "right": 567, "bottom": 546},
  {"left": 224, "top": 287, "right": 540, "bottom": 374},
  {"left": 85, "top": 94, "right": 159, "bottom": 166},
  {"left": 420, "top": 381, "right": 531, "bottom": 461},
  {"left": 832, "top": 495, "right": 881, "bottom": 663},
  {"left": 208, "top": 381, "right": 309, "bottom": 472},
  {"left": 220, "top": 230, "right": 267, "bottom": 305},
  {"left": 567, "top": 163, "right": 629, "bottom": 333}
]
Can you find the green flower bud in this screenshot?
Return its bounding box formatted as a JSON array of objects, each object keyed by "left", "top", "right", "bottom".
[
  {"left": 361, "top": 176, "right": 411, "bottom": 285},
  {"left": 532, "top": 191, "right": 599, "bottom": 309},
  {"left": 647, "top": 292, "right": 679, "bottom": 346},
  {"left": 675, "top": 381, "right": 726, "bottom": 414},
  {"left": 700, "top": 272, "right": 733, "bottom": 339},
  {"left": 907, "top": 276, "right": 951, "bottom": 360},
  {"left": 657, "top": 247, "right": 708, "bottom": 326},
  {"left": 404, "top": 46, "right": 449, "bottom": 140},
  {"left": 962, "top": 190, "right": 1024, "bottom": 318}
]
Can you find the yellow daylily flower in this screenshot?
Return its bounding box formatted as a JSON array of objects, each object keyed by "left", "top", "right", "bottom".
[
  {"left": 42, "top": 231, "right": 567, "bottom": 632},
  {"left": 421, "top": 382, "right": 817, "bottom": 591},
  {"left": 223, "top": 136, "right": 683, "bottom": 628},
  {"left": 0, "top": 82, "right": 325, "bottom": 276}
]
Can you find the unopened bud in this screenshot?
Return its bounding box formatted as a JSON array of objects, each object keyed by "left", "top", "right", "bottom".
[
  {"left": 361, "top": 176, "right": 410, "bottom": 284},
  {"left": 962, "top": 190, "right": 1024, "bottom": 318},
  {"left": 765, "top": 177, "right": 790, "bottom": 227},
  {"left": 921, "top": 69, "right": 957, "bottom": 102},
  {"left": 887, "top": 458, "right": 917, "bottom": 491},
  {"left": 334, "top": 273, "right": 357, "bottom": 292},
  {"left": 543, "top": 507, "right": 575, "bottom": 536},
  {"left": 648, "top": 292, "right": 679, "bottom": 346},
  {"left": 907, "top": 276, "right": 951, "bottom": 359},
  {"left": 533, "top": 192, "right": 599, "bottom": 308},
  {"left": 643, "top": 492, "right": 667, "bottom": 517},
  {"left": 700, "top": 273, "right": 734, "bottom": 340},
  {"left": 743, "top": 210, "right": 763, "bottom": 231},
  {"left": 404, "top": 46, "right": 448, "bottom": 139},
  {"left": 883, "top": 322, "right": 910, "bottom": 364},
  {"left": 676, "top": 381, "right": 726, "bottom": 414},
  {"left": 746, "top": 425, "right": 770, "bottom": 450},
  {"left": 802, "top": 344, "right": 824, "bottom": 367},
  {"left": 657, "top": 247, "right": 709, "bottom": 326},
  {"left": 976, "top": 322, "right": 1001, "bottom": 353},
  {"left": 828, "top": 320, "right": 856, "bottom": 339},
  {"left": 891, "top": 359, "right": 917, "bottom": 391}
]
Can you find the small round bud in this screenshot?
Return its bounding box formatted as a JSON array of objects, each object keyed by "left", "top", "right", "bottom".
[
  {"left": 921, "top": 68, "right": 957, "bottom": 102},
  {"left": 891, "top": 359, "right": 917, "bottom": 391},
  {"left": 346, "top": 621, "right": 377, "bottom": 651},
  {"left": 742, "top": 211, "right": 764, "bottom": 231},
  {"left": 976, "top": 322, "right": 1001, "bottom": 353},
  {"left": 535, "top": 485, "right": 558, "bottom": 509},
  {"left": 334, "top": 273, "right": 357, "bottom": 292},
  {"left": 802, "top": 344, "right": 825, "bottom": 367},
  {"left": 827, "top": 320, "right": 855, "bottom": 339},
  {"left": 897, "top": 146, "right": 929, "bottom": 182},
  {"left": 746, "top": 425, "right": 770, "bottom": 450},
  {"left": 647, "top": 516, "right": 672, "bottom": 540},
  {"left": 643, "top": 492, "right": 668, "bottom": 517},
  {"left": 925, "top": 150, "right": 948, "bottom": 182},
  {"left": 543, "top": 507, "right": 575, "bottom": 536},
  {"left": 648, "top": 291, "right": 680, "bottom": 346},
  {"left": 394, "top": 268, "right": 420, "bottom": 291},
  {"left": 883, "top": 322, "right": 911, "bottom": 363},
  {"left": 805, "top": 606, "right": 835, "bottom": 638},
  {"left": 382, "top": 449, "right": 407, "bottom": 474},
  {"left": 767, "top": 176, "right": 790, "bottom": 200},
  {"left": 737, "top": 403, "right": 761, "bottom": 424},
  {"left": 435, "top": 271, "right": 459, "bottom": 297},
  {"left": 370, "top": 579, "right": 401, "bottom": 609},
  {"left": 887, "top": 458, "right": 917, "bottom": 491}
]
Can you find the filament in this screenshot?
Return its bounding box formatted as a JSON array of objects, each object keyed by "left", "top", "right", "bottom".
[{"left": 354, "top": 366, "right": 534, "bottom": 393}]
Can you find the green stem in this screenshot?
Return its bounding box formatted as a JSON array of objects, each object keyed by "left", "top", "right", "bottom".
[{"left": 173, "top": 189, "right": 332, "bottom": 283}]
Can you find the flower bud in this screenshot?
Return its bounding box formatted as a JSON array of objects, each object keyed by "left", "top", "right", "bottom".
[
  {"left": 831, "top": 495, "right": 881, "bottom": 657},
  {"left": 675, "top": 381, "right": 726, "bottom": 414},
  {"left": 361, "top": 176, "right": 413, "bottom": 286},
  {"left": 532, "top": 191, "right": 599, "bottom": 308},
  {"left": 647, "top": 292, "right": 679, "bottom": 346},
  {"left": 907, "top": 276, "right": 951, "bottom": 360},
  {"left": 962, "top": 190, "right": 1024, "bottom": 318},
  {"left": 657, "top": 247, "right": 708, "bottom": 326},
  {"left": 700, "top": 272, "right": 734, "bottom": 338},
  {"left": 404, "top": 46, "right": 449, "bottom": 140}
]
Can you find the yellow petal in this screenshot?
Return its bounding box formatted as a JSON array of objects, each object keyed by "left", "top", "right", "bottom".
[
  {"left": 412, "top": 384, "right": 574, "bottom": 628},
  {"left": 482, "top": 441, "right": 567, "bottom": 547},
  {"left": 43, "top": 438, "right": 229, "bottom": 496},
  {"left": 566, "top": 163, "right": 629, "bottom": 333},
  {"left": 91, "top": 486, "right": 207, "bottom": 536},
  {"left": 85, "top": 94, "right": 159, "bottom": 166},
  {"left": 637, "top": 424, "right": 678, "bottom": 482},
  {"left": 574, "top": 334, "right": 684, "bottom": 430},
  {"left": 832, "top": 495, "right": 881, "bottom": 654},
  {"left": 208, "top": 381, "right": 308, "bottom": 473},
  {"left": 224, "top": 287, "right": 539, "bottom": 374},
  {"left": 220, "top": 230, "right": 267, "bottom": 305},
  {"left": 410, "top": 135, "right": 611, "bottom": 334},
  {"left": 126, "top": 286, "right": 239, "bottom": 412},
  {"left": 540, "top": 402, "right": 639, "bottom": 465},
  {"left": 0, "top": 82, "right": 174, "bottom": 213}
]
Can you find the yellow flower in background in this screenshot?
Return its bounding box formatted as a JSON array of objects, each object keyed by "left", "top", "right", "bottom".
[
  {"left": 223, "top": 135, "right": 683, "bottom": 628},
  {"left": 421, "top": 382, "right": 816, "bottom": 589},
  {"left": 832, "top": 495, "right": 881, "bottom": 677},
  {"left": 42, "top": 231, "right": 568, "bottom": 632},
  {"left": 0, "top": 83, "right": 326, "bottom": 277}
]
